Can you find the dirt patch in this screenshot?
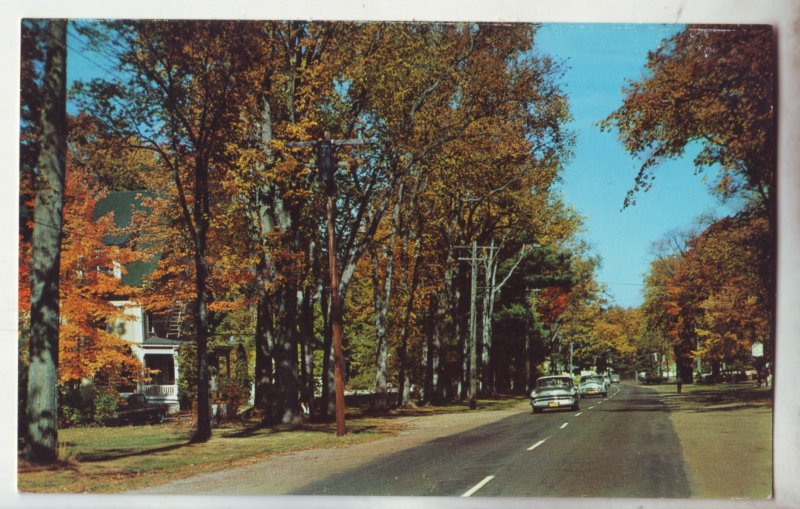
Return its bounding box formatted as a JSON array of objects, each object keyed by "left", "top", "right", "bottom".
[{"left": 647, "top": 383, "right": 773, "bottom": 499}]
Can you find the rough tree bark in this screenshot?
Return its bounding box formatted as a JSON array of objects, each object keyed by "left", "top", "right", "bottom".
[
  {"left": 397, "top": 238, "right": 421, "bottom": 407},
  {"left": 253, "top": 255, "right": 276, "bottom": 419},
  {"left": 24, "top": 18, "right": 67, "bottom": 464}
]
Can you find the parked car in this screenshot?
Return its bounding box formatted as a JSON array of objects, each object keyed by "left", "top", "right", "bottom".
[
  {"left": 610, "top": 373, "right": 621, "bottom": 384},
  {"left": 579, "top": 375, "right": 607, "bottom": 398},
  {"left": 116, "top": 393, "right": 169, "bottom": 425},
  {"left": 639, "top": 373, "right": 667, "bottom": 384},
  {"left": 530, "top": 375, "right": 580, "bottom": 413}
]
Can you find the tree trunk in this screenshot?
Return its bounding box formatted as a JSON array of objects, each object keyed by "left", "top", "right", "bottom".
[
  {"left": 298, "top": 285, "right": 315, "bottom": 413},
  {"left": 24, "top": 18, "right": 67, "bottom": 464},
  {"left": 422, "top": 293, "right": 436, "bottom": 404},
  {"left": 371, "top": 249, "right": 392, "bottom": 410},
  {"left": 456, "top": 268, "right": 469, "bottom": 400},
  {"left": 273, "top": 282, "right": 300, "bottom": 424},
  {"left": 192, "top": 153, "right": 214, "bottom": 442},
  {"left": 480, "top": 251, "right": 493, "bottom": 395},
  {"left": 431, "top": 303, "right": 442, "bottom": 402},
  {"left": 397, "top": 246, "right": 421, "bottom": 407},
  {"left": 373, "top": 182, "right": 403, "bottom": 411},
  {"left": 468, "top": 241, "right": 478, "bottom": 409},
  {"left": 254, "top": 256, "right": 275, "bottom": 419},
  {"left": 525, "top": 335, "right": 533, "bottom": 392},
  {"left": 320, "top": 286, "right": 336, "bottom": 418}
]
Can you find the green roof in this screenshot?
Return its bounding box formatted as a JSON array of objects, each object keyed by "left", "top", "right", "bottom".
[
  {"left": 93, "top": 191, "right": 158, "bottom": 287},
  {"left": 93, "top": 190, "right": 154, "bottom": 245}
]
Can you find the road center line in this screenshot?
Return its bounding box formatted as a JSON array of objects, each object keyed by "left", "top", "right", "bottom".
[
  {"left": 527, "top": 438, "right": 548, "bottom": 451},
  {"left": 574, "top": 412, "right": 582, "bottom": 417},
  {"left": 560, "top": 422, "right": 569, "bottom": 429},
  {"left": 462, "top": 475, "right": 495, "bottom": 497},
  {"left": 589, "top": 406, "right": 595, "bottom": 410}
]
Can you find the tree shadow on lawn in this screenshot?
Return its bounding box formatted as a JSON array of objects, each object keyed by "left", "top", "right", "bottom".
[
  {"left": 685, "top": 403, "right": 773, "bottom": 413},
  {"left": 221, "top": 394, "right": 525, "bottom": 438},
  {"left": 346, "top": 394, "right": 527, "bottom": 420},
  {"left": 656, "top": 385, "right": 772, "bottom": 414},
  {"left": 220, "top": 421, "right": 379, "bottom": 439},
  {"left": 684, "top": 386, "right": 772, "bottom": 405},
  {"left": 76, "top": 441, "right": 194, "bottom": 463}
]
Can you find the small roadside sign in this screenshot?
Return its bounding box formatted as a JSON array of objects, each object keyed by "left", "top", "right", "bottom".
[{"left": 751, "top": 342, "right": 764, "bottom": 358}]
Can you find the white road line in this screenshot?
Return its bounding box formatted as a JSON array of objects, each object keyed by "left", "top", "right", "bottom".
[
  {"left": 560, "top": 422, "right": 568, "bottom": 429},
  {"left": 589, "top": 406, "right": 595, "bottom": 410},
  {"left": 527, "top": 439, "right": 548, "bottom": 451},
  {"left": 462, "top": 475, "right": 495, "bottom": 497},
  {"left": 574, "top": 412, "right": 583, "bottom": 417}
]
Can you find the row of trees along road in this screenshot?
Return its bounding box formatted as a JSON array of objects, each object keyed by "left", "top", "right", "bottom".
[
  {"left": 603, "top": 25, "right": 775, "bottom": 382},
  {"left": 21, "top": 20, "right": 590, "bottom": 460}
]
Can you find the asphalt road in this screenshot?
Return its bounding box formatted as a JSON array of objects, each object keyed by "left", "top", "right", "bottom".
[{"left": 292, "top": 383, "right": 690, "bottom": 497}]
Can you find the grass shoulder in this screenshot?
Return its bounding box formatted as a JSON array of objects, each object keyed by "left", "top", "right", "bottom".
[{"left": 18, "top": 394, "right": 526, "bottom": 494}]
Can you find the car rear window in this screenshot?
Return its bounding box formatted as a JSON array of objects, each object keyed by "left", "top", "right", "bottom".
[{"left": 537, "top": 378, "right": 571, "bottom": 388}]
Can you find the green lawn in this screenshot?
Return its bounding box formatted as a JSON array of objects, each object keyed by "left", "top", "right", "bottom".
[{"left": 18, "top": 396, "right": 525, "bottom": 493}]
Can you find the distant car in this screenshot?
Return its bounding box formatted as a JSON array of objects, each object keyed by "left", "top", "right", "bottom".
[
  {"left": 639, "top": 373, "right": 665, "bottom": 385},
  {"left": 116, "top": 393, "right": 169, "bottom": 425},
  {"left": 579, "top": 375, "right": 607, "bottom": 398},
  {"left": 610, "top": 374, "right": 621, "bottom": 384},
  {"left": 531, "top": 376, "right": 580, "bottom": 413}
]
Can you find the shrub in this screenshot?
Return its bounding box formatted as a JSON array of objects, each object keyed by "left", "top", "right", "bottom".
[
  {"left": 216, "top": 377, "right": 247, "bottom": 419},
  {"left": 59, "top": 404, "right": 84, "bottom": 428},
  {"left": 58, "top": 384, "right": 121, "bottom": 427},
  {"left": 58, "top": 384, "right": 88, "bottom": 427},
  {"left": 93, "top": 388, "right": 120, "bottom": 425},
  {"left": 234, "top": 341, "right": 251, "bottom": 405}
]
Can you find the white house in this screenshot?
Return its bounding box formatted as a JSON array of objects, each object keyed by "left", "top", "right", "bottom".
[{"left": 109, "top": 301, "right": 189, "bottom": 413}]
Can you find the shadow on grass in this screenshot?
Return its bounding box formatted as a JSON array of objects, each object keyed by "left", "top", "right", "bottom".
[
  {"left": 344, "top": 394, "right": 527, "bottom": 420},
  {"left": 18, "top": 456, "right": 81, "bottom": 474},
  {"left": 650, "top": 384, "right": 773, "bottom": 414},
  {"left": 220, "top": 420, "right": 380, "bottom": 439},
  {"left": 684, "top": 387, "right": 772, "bottom": 406},
  {"left": 686, "top": 403, "right": 773, "bottom": 413},
  {"left": 76, "top": 440, "right": 194, "bottom": 462}
]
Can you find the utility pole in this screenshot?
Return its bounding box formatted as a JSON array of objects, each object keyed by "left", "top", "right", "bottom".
[
  {"left": 468, "top": 241, "right": 478, "bottom": 409},
  {"left": 569, "top": 341, "right": 574, "bottom": 377},
  {"left": 456, "top": 241, "right": 484, "bottom": 410},
  {"left": 288, "top": 132, "right": 367, "bottom": 436}
]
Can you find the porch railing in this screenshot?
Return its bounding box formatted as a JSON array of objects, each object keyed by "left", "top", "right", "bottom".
[{"left": 141, "top": 384, "right": 177, "bottom": 398}]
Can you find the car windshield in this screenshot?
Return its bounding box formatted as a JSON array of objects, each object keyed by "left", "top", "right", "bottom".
[
  {"left": 536, "top": 378, "right": 571, "bottom": 389},
  {"left": 127, "top": 394, "right": 146, "bottom": 405},
  {"left": 580, "top": 376, "right": 602, "bottom": 383}
]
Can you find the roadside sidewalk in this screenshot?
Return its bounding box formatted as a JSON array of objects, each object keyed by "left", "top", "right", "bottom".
[
  {"left": 130, "top": 400, "right": 531, "bottom": 495},
  {"left": 648, "top": 382, "right": 773, "bottom": 499}
]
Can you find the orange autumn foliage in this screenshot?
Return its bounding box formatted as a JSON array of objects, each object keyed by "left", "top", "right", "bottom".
[{"left": 19, "top": 157, "right": 143, "bottom": 385}]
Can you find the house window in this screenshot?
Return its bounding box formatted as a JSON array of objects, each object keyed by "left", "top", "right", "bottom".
[{"left": 144, "top": 354, "right": 175, "bottom": 385}]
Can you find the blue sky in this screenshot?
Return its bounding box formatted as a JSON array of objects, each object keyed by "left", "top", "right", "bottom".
[{"left": 534, "top": 24, "right": 738, "bottom": 308}]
